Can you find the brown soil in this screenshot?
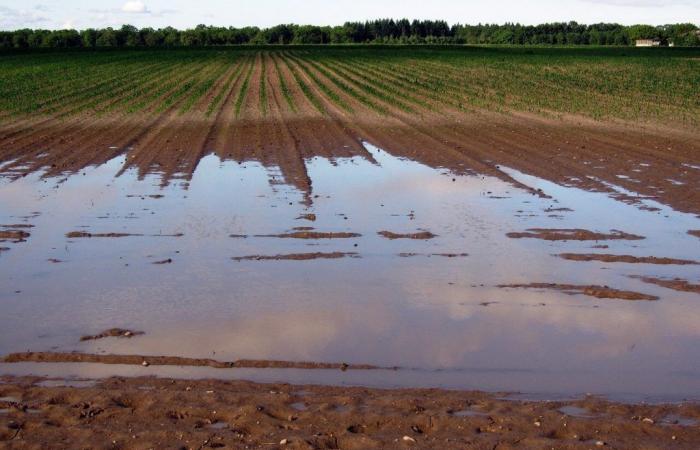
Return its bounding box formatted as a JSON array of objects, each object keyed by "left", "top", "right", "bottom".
[
  {"left": 506, "top": 228, "right": 645, "bottom": 241},
  {"left": 631, "top": 276, "right": 700, "bottom": 294},
  {"left": 557, "top": 253, "right": 699, "bottom": 265},
  {"left": 689, "top": 230, "right": 700, "bottom": 239},
  {"left": 2, "top": 353, "right": 378, "bottom": 371},
  {"left": 296, "top": 214, "right": 317, "bottom": 221},
  {"left": 80, "top": 329, "right": 144, "bottom": 342},
  {"left": 1, "top": 55, "right": 698, "bottom": 214},
  {"left": 255, "top": 232, "right": 361, "bottom": 239},
  {"left": 66, "top": 232, "right": 184, "bottom": 238},
  {"left": 0, "top": 230, "right": 30, "bottom": 241},
  {"left": 66, "top": 232, "right": 138, "bottom": 239},
  {"left": 378, "top": 231, "right": 437, "bottom": 240},
  {"left": 499, "top": 283, "right": 659, "bottom": 301},
  {"left": 0, "top": 375, "right": 698, "bottom": 449},
  {"left": 232, "top": 252, "right": 359, "bottom": 261}
]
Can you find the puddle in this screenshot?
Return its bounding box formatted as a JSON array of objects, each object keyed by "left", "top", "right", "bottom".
[
  {"left": 558, "top": 405, "right": 597, "bottom": 418},
  {"left": 290, "top": 402, "right": 308, "bottom": 411},
  {"left": 35, "top": 379, "right": 97, "bottom": 388},
  {"left": 207, "top": 422, "right": 229, "bottom": 430},
  {"left": 450, "top": 409, "right": 489, "bottom": 417},
  {"left": 0, "top": 143, "right": 699, "bottom": 401},
  {"left": 660, "top": 414, "right": 698, "bottom": 427}
]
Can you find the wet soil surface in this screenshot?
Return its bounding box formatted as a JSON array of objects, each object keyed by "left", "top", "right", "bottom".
[
  {"left": 79, "top": 329, "right": 144, "bottom": 342},
  {"left": 232, "top": 252, "right": 359, "bottom": 261},
  {"left": 498, "top": 283, "right": 659, "bottom": 301},
  {"left": 0, "top": 376, "right": 698, "bottom": 449},
  {"left": 506, "top": 228, "right": 644, "bottom": 241},
  {"left": 557, "top": 253, "right": 699, "bottom": 265}
]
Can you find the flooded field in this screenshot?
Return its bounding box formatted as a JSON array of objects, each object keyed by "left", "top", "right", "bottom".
[{"left": 2, "top": 142, "right": 699, "bottom": 401}]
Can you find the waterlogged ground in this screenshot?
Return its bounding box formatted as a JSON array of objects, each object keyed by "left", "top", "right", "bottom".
[{"left": 1, "top": 143, "right": 699, "bottom": 401}]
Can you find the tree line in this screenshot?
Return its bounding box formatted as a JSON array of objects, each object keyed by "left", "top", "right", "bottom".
[{"left": 1, "top": 20, "right": 698, "bottom": 49}]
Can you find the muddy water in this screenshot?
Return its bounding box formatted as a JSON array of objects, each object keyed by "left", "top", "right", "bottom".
[{"left": 1, "top": 143, "right": 699, "bottom": 401}]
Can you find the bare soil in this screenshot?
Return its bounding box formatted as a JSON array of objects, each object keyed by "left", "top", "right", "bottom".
[
  {"left": 499, "top": 283, "right": 659, "bottom": 301},
  {"left": 631, "top": 276, "right": 700, "bottom": 294},
  {"left": 506, "top": 229, "right": 645, "bottom": 241},
  {"left": 2, "top": 353, "right": 378, "bottom": 371},
  {"left": 232, "top": 252, "right": 359, "bottom": 261},
  {"left": 557, "top": 253, "right": 699, "bottom": 265},
  {"left": 80, "top": 329, "right": 144, "bottom": 342},
  {"left": 0, "top": 375, "right": 698, "bottom": 449},
  {"left": 377, "top": 231, "right": 437, "bottom": 240},
  {"left": 255, "top": 232, "right": 361, "bottom": 239}
]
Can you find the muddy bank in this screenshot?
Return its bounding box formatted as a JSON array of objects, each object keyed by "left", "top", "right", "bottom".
[
  {"left": 631, "top": 276, "right": 700, "bottom": 294},
  {"left": 80, "top": 329, "right": 144, "bottom": 342},
  {"left": 378, "top": 230, "right": 437, "bottom": 240},
  {"left": 557, "top": 253, "right": 698, "bottom": 265},
  {"left": 1, "top": 353, "right": 379, "bottom": 371},
  {"left": 66, "top": 231, "right": 184, "bottom": 238},
  {"left": 506, "top": 228, "right": 645, "bottom": 241},
  {"left": 499, "top": 283, "right": 659, "bottom": 301},
  {"left": 232, "top": 252, "right": 359, "bottom": 261},
  {"left": 0, "top": 230, "right": 30, "bottom": 241},
  {"left": 255, "top": 231, "right": 361, "bottom": 239},
  {"left": 0, "top": 375, "right": 698, "bottom": 449}
]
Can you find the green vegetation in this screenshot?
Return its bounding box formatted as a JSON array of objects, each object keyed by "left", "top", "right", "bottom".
[
  {"left": 0, "top": 46, "right": 698, "bottom": 127},
  {"left": 1, "top": 21, "right": 699, "bottom": 48}
]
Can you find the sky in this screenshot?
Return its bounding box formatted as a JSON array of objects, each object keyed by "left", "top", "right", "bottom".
[{"left": 1, "top": 0, "right": 698, "bottom": 31}]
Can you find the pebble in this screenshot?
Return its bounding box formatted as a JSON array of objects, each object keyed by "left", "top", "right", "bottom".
[
  {"left": 279, "top": 438, "right": 288, "bottom": 445},
  {"left": 141, "top": 361, "right": 149, "bottom": 367},
  {"left": 402, "top": 436, "right": 416, "bottom": 443},
  {"left": 533, "top": 421, "right": 541, "bottom": 427},
  {"left": 596, "top": 441, "right": 605, "bottom": 447},
  {"left": 642, "top": 417, "right": 655, "bottom": 424}
]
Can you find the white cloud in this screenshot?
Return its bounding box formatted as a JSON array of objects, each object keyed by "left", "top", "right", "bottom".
[
  {"left": 0, "top": 6, "right": 50, "bottom": 29},
  {"left": 121, "top": 1, "right": 149, "bottom": 14}
]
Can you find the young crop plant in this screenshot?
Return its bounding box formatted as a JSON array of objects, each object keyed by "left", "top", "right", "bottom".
[
  {"left": 206, "top": 58, "right": 247, "bottom": 118},
  {"left": 286, "top": 54, "right": 354, "bottom": 114},
  {"left": 298, "top": 56, "right": 388, "bottom": 115},
  {"left": 279, "top": 55, "right": 325, "bottom": 115},
  {"left": 259, "top": 53, "right": 268, "bottom": 117},
  {"left": 235, "top": 56, "right": 256, "bottom": 118},
  {"left": 271, "top": 53, "right": 296, "bottom": 113}
]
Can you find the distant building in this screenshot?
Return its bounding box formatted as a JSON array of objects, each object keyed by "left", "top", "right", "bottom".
[{"left": 635, "top": 39, "right": 661, "bottom": 47}]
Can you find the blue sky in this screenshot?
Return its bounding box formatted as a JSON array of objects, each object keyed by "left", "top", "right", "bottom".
[{"left": 1, "top": 0, "right": 698, "bottom": 30}]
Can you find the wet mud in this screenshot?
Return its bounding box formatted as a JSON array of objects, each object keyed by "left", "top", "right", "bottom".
[
  {"left": 377, "top": 230, "right": 437, "bottom": 240},
  {"left": 557, "top": 253, "right": 699, "bottom": 265},
  {"left": 499, "top": 283, "right": 659, "bottom": 301},
  {"left": 0, "top": 375, "right": 698, "bottom": 449},
  {"left": 80, "top": 329, "right": 144, "bottom": 342},
  {"left": 506, "top": 228, "right": 645, "bottom": 241},
  {"left": 232, "top": 252, "right": 359, "bottom": 261}
]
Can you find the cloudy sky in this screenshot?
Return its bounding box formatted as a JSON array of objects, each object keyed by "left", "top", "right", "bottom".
[{"left": 1, "top": 0, "right": 698, "bottom": 30}]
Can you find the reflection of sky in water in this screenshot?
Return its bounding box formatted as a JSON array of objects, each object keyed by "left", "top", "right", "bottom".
[{"left": 1, "top": 144, "right": 699, "bottom": 400}]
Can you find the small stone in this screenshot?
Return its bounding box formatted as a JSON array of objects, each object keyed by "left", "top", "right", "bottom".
[
  {"left": 595, "top": 441, "right": 605, "bottom": 447},
  {"left": 672, "top": 436, "right": 677, "bottom": 440},
  {"left": 642, "top": 417, "right": 655, "bottom": 424},
  {"left": 402, "top": 436, "right": 416, "bottom": 443},
  {"left": 141, "top": 361, "right": 149, "bottom": 367},
  {"left": 533, "top": 421, "right": 541, "bottom": 427},
  {"left": 280, "top": 438, "right": 289, "bottom": 445}
]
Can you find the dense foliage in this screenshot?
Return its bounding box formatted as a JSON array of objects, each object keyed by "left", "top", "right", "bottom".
[{"left": 1, "top": 20, "right": 698, "bottom": 48}]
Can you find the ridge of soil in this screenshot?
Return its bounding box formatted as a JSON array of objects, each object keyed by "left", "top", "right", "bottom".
[
  {"left": 506, "top": 229, "right": 645, "bottom": 241},
  {"left": 499, "top": 283, "right": 659, "bottom": 301},
  {"left": 557, "top": 254, "right": 699, "bottom": 265}
]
